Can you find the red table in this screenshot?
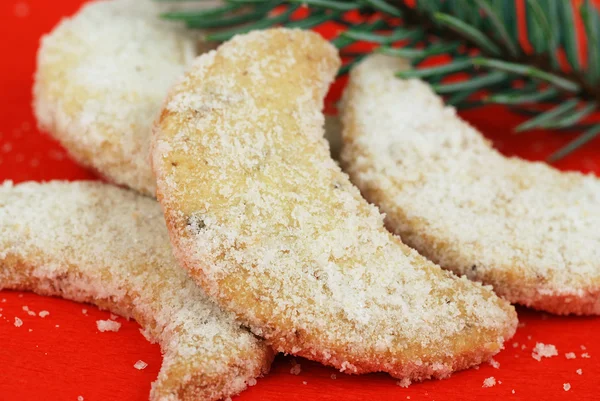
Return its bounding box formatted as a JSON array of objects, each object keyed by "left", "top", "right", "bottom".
[{"left": 1, "top": 1, "right": 599, "bottom": 400}]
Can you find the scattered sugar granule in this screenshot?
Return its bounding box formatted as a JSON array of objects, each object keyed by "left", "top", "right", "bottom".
[
  {"left": 82, "top": 309, "right": 88, "bottom": 315},
  {"left": 527, "top": 335, "right": 532, "bottom": 340},
  {"left": 407, "top": 397, "right": 411, "bottom": 400},
  {"left": 581, "top": 353, "right": 591, "bottom": 358},
  {"left": 521, "top": 344, "right": 527, "bottom": 350},
  {"left": 290, "top": 364, "right": 302, "bottom": 375},
  {"left": 330, "top": 374, "right": 336, "bottom": 380},
  {"left": 1, "top": 298, "right": 6, "bottom": 303},
  {"left": 581, "top": 345, "right": 587, "bottom": 350},
  {"left": 77, "top": 396, "right": 84, "bottom": 401},
  {"left": 563, "top": 383, "right": 571, "bottom": 392},
  {"left": 576, "top": 369, "right": 583, "bottom": 375},
  {"left": 489, "top": 358, "right": 500, "bottom": 369},
  {"left": 565, "top": 352, "right": 576, "bottom": 359},
  {"left": 134, "top": 360, "right": 148, "bottom": 370},
  {"left": 14, "top": 317, "right": 23, "bottom": 327},
  {"left": 96, "top": 319, "right": 121, "bottom": 332},
  {"left": 396, "top": 377, "right": 411, "bottom": 388},
  {"left": 55, "top": 324, "right": 60, "bottom": 328},
  {"left": 498, "top": 380, "right": 502, "bottom": 384},
  {"left": 511, "top": 389, "right": 515, "bottom": 394},
  {"left": 28, "top": 329, "right": 32, "bottom": 332},
  {"left": 22, "top": 306, "right": 36, "bottom": 316},
  {"left": 110, "top": 313, "right": 119, "bottom": 320},
  {"left": 532, "top": 343, "right": 558, "bottom": 361},
  {"left": 512, "top": 342, "right": 519, "bottom": 348},
  {"left": 247, "top": 378, "right": 257, "bottom": 387},
  {"left": 302, "top": 381, "right": 307, "bottom": 385},
  {"left": 482, "top": 377, "right": 496, "bottom": 388},
  {"left": 38, "top": 311, "right": 50, "bottom": 318}
]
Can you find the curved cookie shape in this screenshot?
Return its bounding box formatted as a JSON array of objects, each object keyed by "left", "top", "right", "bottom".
[
  {"left": 33, "top": 0, "right": 211, "bottom": 196},
  {"left": 0, "top": 181, "right": 273, "bottom": 401},
  {"left": 151, "top": 28, "right": 517, "bottom": 382},
  {"left": 340, "top": 54, "right": 600, "bottom": 315}
]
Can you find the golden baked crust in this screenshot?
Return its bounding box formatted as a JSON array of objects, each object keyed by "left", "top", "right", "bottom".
[
  {"left": 0, "top": 181, "right": 273, "bottom": 401},
  {"left": 340, "top": 54, "right": 600, "bottom": 315},
  {"left": 33, "top": 0, "right": 210, "bottom": 196},
  {"left": 151, "top": 28, "right": 517, "bottom": 382}
]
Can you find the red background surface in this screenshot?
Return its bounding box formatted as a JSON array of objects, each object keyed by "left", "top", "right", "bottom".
[{"left": 1, "top": 1, "right": 600, "bottom": 400}]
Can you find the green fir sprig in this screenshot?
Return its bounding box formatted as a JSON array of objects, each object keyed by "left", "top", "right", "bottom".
[{"left": 157, "top": 0, "right": 600, "bottom": 161}]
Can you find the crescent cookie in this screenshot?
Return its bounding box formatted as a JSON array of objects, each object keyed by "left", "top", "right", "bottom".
[
  {"left": 33, "top": 0, "right": 211, "bottom": 196},
  {"left": 340, "top": 54, "right": 600, "bottom": 315},
  {"left": 0, "top": 181, "right": 273, "bottom": 401},
  {"left": 151, "top": 28, "right": 517, "bottom": 382}
]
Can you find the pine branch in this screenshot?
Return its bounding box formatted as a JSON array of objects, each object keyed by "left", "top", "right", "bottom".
[{"left": 156, "top": 0, "right": 600, "bottom": 161}]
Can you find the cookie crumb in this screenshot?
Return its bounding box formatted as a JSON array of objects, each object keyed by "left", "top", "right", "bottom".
[
  {"left": 563, "top": 383, "right": 571, "bottom": 392},
  {"left": 532, "top": 343, "right": 557, "bottom": 361},
  {"left": 96, "top": 319, "right": 121, "bottom": 332},
  {"left": 247, "top": 378, "right": 257, "bottom": 387},
  {"left": 576, "top": 368, "right": 582, "bottom": 375},
  {"left": 489, "top": 358, "right": 500, "bottom": 369},
  {"left": 581, "top": 345, "right": 587, "bottom": 350},
  {"left": 511, "top": 389, "right": 515, "bottom": 394},
  {"left": 39, "top": 310, "right": 50, "bottom": 318},
  {"left": 396, "top": 377, "right": 411, "bottom": 388},
  {"left": 14, "top": 317, "right": 23, "bottom": 327},
  {"left": 134, "top": 360, "right": 148, "bottom": 370},
  {"left": 581, "top": 353, "right": 591, "bottom": 358},
  {"left": 482, "top": 377, "right": 496, "bottom": 388}
]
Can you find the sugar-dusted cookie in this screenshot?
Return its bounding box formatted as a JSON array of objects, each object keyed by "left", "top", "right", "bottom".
[
  {"left": 340, "top": 54, "right": 600, "bottom": 315},
  {"left": 33, "top": 0, "right": 211, "bottom": 196},
  {"left": 151, "top": 28, "right": 517, "bottom": 383},
  {"left": 0, "top": 181, "right": 273, "bottom": 401}
]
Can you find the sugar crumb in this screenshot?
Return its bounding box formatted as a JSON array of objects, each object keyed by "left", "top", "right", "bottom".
[
  {"left": 96, "top": 319, "right": 121, "bottom": 332},
  {"left": 14, "top": 317, "right": 23, "bottom": 327},
  {"left": 82, "top": 309, "right": 88, "bottom": 315},
  {"left": 563, "top": 383, "right": 571, "bottom": 392},
  {"left": 576, "top": 368, "right": 582, "bottom": 375},
  {"left": 302, "top": 381, "right": 307, "bottom": 385},
  {"left": 110, "top": 313, "right": 119, "bottom": 320},
  {"left": 489, "top": 358, "right": 500, "bottom": 369},
  {"left": 39, "top": 311, "right": 50, "bottom": 318},
  {"left": 482, "top": 377, "right": 496, "bottom": 388},
  {"left": 77, "top": 396, "right": 84, "bottom": 401},
  {"left": 512, "top": 342, "right": 519, "bottom": 348},
  {"left": 565, "top": 352, "right": 576, "bottom": 359},
  {"left": 55, "top": 324, "right": 60, "bottom": 328},
  {"left": 511, "top": 389, "right": 515, "bottom": 394},
  {"left": 532, "top": 343, "right": 558, "bottom": 361},
  {"left": 581, "top": 345, "right": 587, "bottom": 350},
  {"left": 581, "top": 353, "right": 591, "bottom": 358},
  {"left": 134, "top": 360, "right": 148, "bottom": 370}
]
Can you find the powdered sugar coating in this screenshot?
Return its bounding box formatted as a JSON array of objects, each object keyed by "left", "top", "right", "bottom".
[
  {"left": 0, "top": 181, "right": 272, "bottom": 401},
  {"left": 33, "top": 0, "right": 210, "bottom": 196},
  {"left": 340, "top": 54, "right": 600, "bottom": 315},
  {"left": 152, "top": 29, "right": 517, "bottom": 382}
]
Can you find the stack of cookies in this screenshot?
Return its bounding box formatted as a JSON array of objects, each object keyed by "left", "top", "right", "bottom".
[{"left": 2, "top": 1, "right": 598, "bottom": 400}]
